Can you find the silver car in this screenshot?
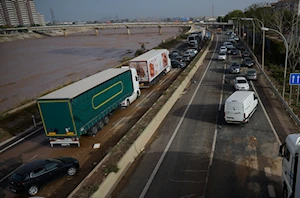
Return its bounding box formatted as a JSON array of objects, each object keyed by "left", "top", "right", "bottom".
[{"left": 246, "top": 69, "right": 257, "bottom": 80}]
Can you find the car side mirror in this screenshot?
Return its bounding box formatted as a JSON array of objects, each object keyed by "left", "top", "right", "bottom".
[{"left": 278, "top": 143, "right": 285, "bottom": 157}]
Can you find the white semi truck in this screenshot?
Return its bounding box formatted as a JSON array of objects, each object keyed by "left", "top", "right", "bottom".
[
  {"left": 279, "top": 133, "right": 300, "bottom": 198},
  {"left": 129, "top": 49, "right": 171, "bottom": 87}
]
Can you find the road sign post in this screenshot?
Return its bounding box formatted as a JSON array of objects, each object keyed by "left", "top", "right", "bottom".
[
  {"left": 290, "top": 73, "right": 300, "bottom": 85},
  {"left": 289, "top": 73, "right": 300, "bottom": 105}
]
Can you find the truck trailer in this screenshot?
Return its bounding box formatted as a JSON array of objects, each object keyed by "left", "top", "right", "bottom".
[
  {"left": 37, "top": 68, "right": 140, "bottom": 147},
  {"left": 129, "top": 49, "right": 171, "bottom": 87},
  {"left": 279, "top": 134, "right": 300, "bottom": 198}
]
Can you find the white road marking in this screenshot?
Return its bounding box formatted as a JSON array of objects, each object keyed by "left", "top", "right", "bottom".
[
  {"left": 30, "top": 154, "right": 39, "bottom": 160},
  {"left": 0, "top": 126, "right": 43, "bottom": 154},
  {"left": 139, "top": 34, "right": 219, "bottom": 198},
  {"left": 250, "top": 81, "right": 281, "bottom": 145}
]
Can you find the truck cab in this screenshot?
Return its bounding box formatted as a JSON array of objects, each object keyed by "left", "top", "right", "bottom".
[
  {"left": 279, "top": 134, "right": 300, "bottom": 198},
  {"left": 121, "top": 67, "right": 141, "bottom": 108}
]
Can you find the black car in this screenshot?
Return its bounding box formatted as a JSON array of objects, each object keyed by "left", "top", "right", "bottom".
[
  {"left": 242, "top": 51, "right": 251, "bottom": 58},
  {"left": 242, "top": 57, "right": 254, "bottom": 67},
  {"left": 171, "top": 55, "right": 184, "bottom": 62},
  {"left": 171, "top": 59, "right": 186, "bottom": 68},
  {"left": 231, "top": 47, "right": 239, "bottom": 55},
  {"left": 9, "top": 157, "right": 79, "bottom": 196},
  {"left": 169, "top": 50, "right": 180, "bottom": 58},
  {"left": 236, "top": 44, "right": 245, "bottom": 51}
]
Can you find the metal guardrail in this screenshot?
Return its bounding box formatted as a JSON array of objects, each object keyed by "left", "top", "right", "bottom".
[{"left": 240, "top": 38, "right": 300, "bottom": 126}]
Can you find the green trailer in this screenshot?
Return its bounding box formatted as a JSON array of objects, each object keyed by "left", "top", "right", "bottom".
[{"left": 37, "top": 68, "right": 139, "bottom": 147}]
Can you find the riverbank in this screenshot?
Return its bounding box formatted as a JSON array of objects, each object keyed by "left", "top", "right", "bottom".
[
  {"left": 0, "top": 32, "right": 44, "bottom": 42},
  {"left": 0, "top": 27, "right": 93, "bottom": 42}
]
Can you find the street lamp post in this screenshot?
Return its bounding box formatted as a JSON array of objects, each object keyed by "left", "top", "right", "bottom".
[
  {"left": 241, "top": 18, "right": 256, "bottom": 51},
  {"left": 261, "top": 27, "right": 289, "bottom": 99},
  {"left": 241, "top": 18, "right": 265, "bottom": 70}
]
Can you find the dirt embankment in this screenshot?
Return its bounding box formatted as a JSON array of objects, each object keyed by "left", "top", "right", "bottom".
[
  {"left": 0, "top": 27, "right": 92, "bottom": 42},
  {"left": 0, "top": 32, "right": 44, "bottom": 42}
]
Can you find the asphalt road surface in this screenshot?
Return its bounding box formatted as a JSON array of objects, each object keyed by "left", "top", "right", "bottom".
[{"left": 113, "top": 33, "right": 286, "bottom": 198}]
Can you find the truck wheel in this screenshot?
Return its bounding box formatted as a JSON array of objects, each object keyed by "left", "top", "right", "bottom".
[
  {"left": 97, "top": 120, "right": 104, "bottom": 130},
  {"left": 104, "top": 116, "right": 109, "bottom": 125},
  {"left": 137, "top": 91, "right": 141, "bottom": 98},
  {"left": 126, "top": 99, "right": 130, "bottom": 107},
  {"left": 91, "top": 125, "right": 98, "bottom": 135}
]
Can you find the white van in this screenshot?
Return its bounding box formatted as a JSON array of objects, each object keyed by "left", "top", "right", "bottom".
[
  {"left": 187, "top": 34, "right": 200, "bottom": 46},
  {"left": 224, "top": 91, "right": 258, "bottom": 124}
]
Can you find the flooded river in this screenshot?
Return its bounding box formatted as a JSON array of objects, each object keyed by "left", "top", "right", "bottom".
[{"left": 0, "top": 27, "right": 182, "bottom": 114}]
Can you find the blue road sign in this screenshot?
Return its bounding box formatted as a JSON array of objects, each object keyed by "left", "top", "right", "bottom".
[{"left": 290, "top": 73, "right": 300, "bottom": 85}]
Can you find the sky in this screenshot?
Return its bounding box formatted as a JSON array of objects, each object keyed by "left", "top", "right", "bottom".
[{"left": 34, "top": 0, "right": 276, "bottom": 22}]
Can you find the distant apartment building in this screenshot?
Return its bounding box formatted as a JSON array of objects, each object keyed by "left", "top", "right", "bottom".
[
  {"left": 0, "top": 2, "right": 5, "bottom": 25},
  {"left": 0, "top": 0, "right": 45, "bottom": 26},
  {"left": 272, "top": 0, "right": 300, "bottom": 15}
]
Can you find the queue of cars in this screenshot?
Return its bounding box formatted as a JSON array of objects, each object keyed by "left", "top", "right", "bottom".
[
  {"left": 169, "top": 47, "right": 199, "bottom": 68},
  {"left": 223, "top": 31, "right": 259, "bottom": 124}
]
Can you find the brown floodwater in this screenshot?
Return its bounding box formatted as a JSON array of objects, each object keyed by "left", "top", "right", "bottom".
[{"left": 0, "top": 27, "right": 182, "bottom": 114}]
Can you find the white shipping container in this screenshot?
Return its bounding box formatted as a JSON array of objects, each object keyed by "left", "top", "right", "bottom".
[{"left": 129, "top": 49, "right": 171, "bottom": 86}]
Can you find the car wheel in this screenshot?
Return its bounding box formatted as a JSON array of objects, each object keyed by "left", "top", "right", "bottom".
[
  {"left": 67, "top": 166, "right": 77, "bottom": 176},
  {"left": 28, "top": 185, "right": 38, "bottom": 196}
]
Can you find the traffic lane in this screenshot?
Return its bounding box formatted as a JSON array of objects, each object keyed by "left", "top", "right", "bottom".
[
  {"left": 115, "top": 35, "right": 221, "bottom": 198},
  {"left": 252, "top": 72, "right": 299, "bottom": 141},
  {"left": 144, "top": 60, "right": 223, "bottom": 198},
  {"left": 207, "top": 108, "right": 282, "bottom": 197},
  {"left": 206, "top": 58, "right": 282, "bottom": 197}
]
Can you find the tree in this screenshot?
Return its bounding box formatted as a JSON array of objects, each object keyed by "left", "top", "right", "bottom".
[{"left": 223, "top": 10, "right": 244, "bottom": 22}]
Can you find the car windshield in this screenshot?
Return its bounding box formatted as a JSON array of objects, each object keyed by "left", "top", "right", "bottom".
[
  {"left": 219, "top": 52, "right": 226, "bottom": 55},
  {"left": 237, "top": 79, "right": 247, "bottom": 83},
  {"left": 232, "top": 62, "right": 239, "bottom": 66}
]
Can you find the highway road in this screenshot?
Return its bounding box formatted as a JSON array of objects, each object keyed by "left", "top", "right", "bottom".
[{"left": 112, "top": 33, "right": 298, "bottom": 198}]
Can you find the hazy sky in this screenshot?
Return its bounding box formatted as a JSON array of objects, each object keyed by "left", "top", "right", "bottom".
[{"left": 34, "top": 0, "right": 276, "bottom": 22}]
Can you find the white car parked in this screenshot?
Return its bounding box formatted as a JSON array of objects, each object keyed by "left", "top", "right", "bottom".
[
  {"left": 220, "top": 46, "right": 227, "bottom": 53},
  {"left": 218, "top": 52, "right": 227, "bottom": 60},
  {"left": 234, "top": 77, "right": 250, "bottom": 91},
  {"left": 186, "top": 48, "right": 198, "bottom": 54}
]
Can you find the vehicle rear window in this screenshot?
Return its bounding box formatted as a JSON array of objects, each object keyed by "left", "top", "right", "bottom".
[
  {"left": 237, "top": 80, "right": 247, "bottom": 83},
  {"left": 247, "top": 71, "right": 256, "bottom": 74},
  {"left": 10, "top": 173, "right": 24, "bottom": 181}
]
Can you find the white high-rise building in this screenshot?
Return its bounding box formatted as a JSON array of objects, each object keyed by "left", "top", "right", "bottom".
[
  {"left": 1, "top": 0, "right": 19, "bottom": 26},
  {"left": 0, "top": 0, "right": 45, "bottom": 26},
  {"left": 15, "top": 0, "right": 30, "bottom": 25},
  {"left": 0, "top": 3, "right": 5, "bottom": 26}
]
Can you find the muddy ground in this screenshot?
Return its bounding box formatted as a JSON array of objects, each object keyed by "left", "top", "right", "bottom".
[{"left": 0, "top": 27, "right": 182, "bottom": 114}]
